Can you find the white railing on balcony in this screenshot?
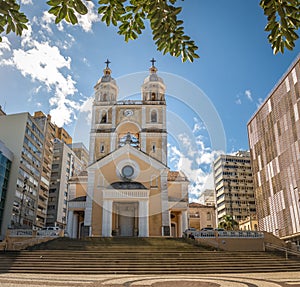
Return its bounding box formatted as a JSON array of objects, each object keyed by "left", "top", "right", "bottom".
[{"left": 103, "top": 190, "right": 149, "bottom": 199}]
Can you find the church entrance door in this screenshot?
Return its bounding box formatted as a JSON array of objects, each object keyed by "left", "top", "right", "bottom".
[
  {"left": 119, "top": 215, "right": 134, "bottom": 236},
  {"left": 114, "top": 202, "right": 138, "bottom": 237}
]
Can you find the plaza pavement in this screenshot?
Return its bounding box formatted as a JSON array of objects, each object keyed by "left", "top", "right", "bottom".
[{"left": 0, "top": 272, "right": 299, "bottom": 287}]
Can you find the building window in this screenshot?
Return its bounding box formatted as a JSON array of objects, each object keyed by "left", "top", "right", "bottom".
[
  {"left": 100, "top": 144, "right": 105, "bottom": 153},
  {"left": 152, "top": 143, "right": 156, "bottom": 153},
  {"left": 151, "top": 110, "right": 157, "bottom": 123},
  {"left": 100, "top": 111, "right": 107, "bottom": 123},
  {"left": 207, "top": 212, "right": 211, "bottom": 221}
]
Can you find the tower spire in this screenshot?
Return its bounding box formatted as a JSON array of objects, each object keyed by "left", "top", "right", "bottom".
[
  {"left": 103, "top": 59, "right": 112, "bottom": 76},
  {"left": 149, "top": 58, "right": 157, "bottom": 74}
]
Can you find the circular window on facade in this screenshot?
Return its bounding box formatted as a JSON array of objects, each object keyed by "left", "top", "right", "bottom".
[{"left": 121, "top": 165, "right": 134, "bottom": 178}]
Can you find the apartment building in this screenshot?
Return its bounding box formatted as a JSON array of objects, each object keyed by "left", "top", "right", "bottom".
[
  {"left": 248, "top": 55, "right": 300, "bottom": 242},
  {"left": 199, "top": 189, "right": 215, "bottom": 206},
  {"left": 47, "top": 138, "right": 85, "bottom": 228},
  {"left": 33, "top": 112, "right": 56, "bottom": 228},
  {"left": 0, "top": 113, "right": 45, "bottom": 235},
  {"left": 68, "top": 142, "right": 89, "bottom": 169},
  {"left": 213, "top": 151, "right": 256, "bottom": 223}
]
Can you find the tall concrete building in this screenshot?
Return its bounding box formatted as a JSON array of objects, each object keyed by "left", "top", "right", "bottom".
[
  {"left": 0, "top": 113, "right": 45, "bottom": 234},
  {"left": 199, "top": 189, "right": 215, "bottom": 206},
  {"left": 213, "top": 151, "right": 256, "bottom": 223},
  {"left": 248, "top": 55, "right": 300, "bottom": 242},
  {"left": 47, "top": 138, "right": 85, "bottom": 228},
  {"left": 33, "top": 112, "right": 56, "bottom": 228},
  {"left": 0, "top": 141, "right": 13, "bottom": 239},
  {"left": 68, "top": 142, "right": 89, "bottom": 169}
]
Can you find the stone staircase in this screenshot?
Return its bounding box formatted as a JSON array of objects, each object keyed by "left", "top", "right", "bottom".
[{"left": 1, "top": 237, "right": 300, "bottom": 274}]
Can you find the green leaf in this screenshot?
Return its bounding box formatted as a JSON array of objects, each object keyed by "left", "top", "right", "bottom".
[
  {"left": 74, "top": 0, "right": 88, "bottom": 15},
  {"left": 68, "top": 8, "right": 78, "bottom": 24},
  {"left": 47, "top": 0, "right": 62, "bottom": 6},
  {"left": 48, "top": 6, "right": 60, "bottom": 16}
]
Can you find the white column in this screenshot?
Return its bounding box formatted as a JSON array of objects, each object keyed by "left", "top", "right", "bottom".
[
  {"left": 66, "top": 210, "right": 74, "bottom": 237},
  {"left": 138, "top": 200, "right": 149, "bottom": 237},
  {"left": 102, "top": 200, "right": 113, "bottom": 237},
  {"left": 72, "top": 213, "right": 79, "bottom": 239},
  {"left": 161, "top": 173, "right": 170, "bottom": 235},
  {"left": 84, "top": 170, "right": 95, "bottom": 227},
  {"left": 182, "top": 210, "right": 188, "bottom": 234},
  {"left": 178, "top": 213, "right": 182, "bottom": 237}
]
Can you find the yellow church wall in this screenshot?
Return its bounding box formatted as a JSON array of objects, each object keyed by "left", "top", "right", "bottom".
[
  {"left": 145, "top": 106, "right": 164, "bottom": 124},
  {"left": 168, "top": 182, "right": 184, "bottom": 201},
  {"left": 116, "top": 107, "right": 142, "bottom": 127},
  {"left": 149, "top": 214, "right": 162, "bottom": 236},
  {"left": 95, "top": 137, "right": 110, "bottom": 160},
  {"left": 91, "top": 201, "right": 102, "bottom": 236},
  {"left": 95, "top": 152, "right": 162, "bottom": 188},
  {"left": 75, "top": 183, "right": 87, "bottom": 198}
]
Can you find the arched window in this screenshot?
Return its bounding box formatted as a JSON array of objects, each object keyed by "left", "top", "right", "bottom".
[
  {"left": 151, "top": 92, "right": 156, "bottom": 100},
  {"left": 151, "top": 110, "right": 157, "bottom": 123},
  {"left": 100, "top": 111, "right": 107, "bottom": 123},
  {"left": 102, "top": 93, "right": 107, "bottom": 101}
]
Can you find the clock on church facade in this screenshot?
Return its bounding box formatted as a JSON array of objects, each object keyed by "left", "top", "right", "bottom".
[{"left": 67, "top": 60, "right": 189, "bottom": 238}]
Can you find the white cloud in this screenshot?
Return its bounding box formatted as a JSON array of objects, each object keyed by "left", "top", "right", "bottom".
[
  {"left": 78, "top": 96, "right": 93, "bottom": 123},
  {"left": 245, "top": 89, "right": 253, "bottom": 101},
  {"left": 0, "top": 24, "right": 79, "bottom": 126},
  {"left": 168, "top": 117, "right": 223, "bottom": 202},
  {"left": 76, "top": 1, "right": 101, "bottom": 32},
  {"left": 0, "top": 37, "right": 11, "bottom": 56},
  {"left": 20, "top": 0, "right": 32, "bottom": 4}
]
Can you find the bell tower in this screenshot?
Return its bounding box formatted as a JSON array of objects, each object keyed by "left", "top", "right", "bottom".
[
  {"left": 140, "top": 58, "right": 167, "bottom": 165},
  {"left": 89, "top": 60, "right": 118, "bottom": 164}
]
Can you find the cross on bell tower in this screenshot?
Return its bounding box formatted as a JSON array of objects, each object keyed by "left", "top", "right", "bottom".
[
  {"left": 150, "top": 58, "right": 156, "bottom": 67},
  {"left": 105, "top": 59, "right": 111, "bottom": 68}
]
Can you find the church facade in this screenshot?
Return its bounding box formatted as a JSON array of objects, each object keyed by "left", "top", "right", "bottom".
[{"left": 66, "top": 61, "right": 189, "bottom": 238}]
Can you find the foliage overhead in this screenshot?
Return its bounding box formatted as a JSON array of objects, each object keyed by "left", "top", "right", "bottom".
[
  {"left": 0, "top": 0, "right": 299, "bottom": 62},
  {"left": 260, "top": 0, "right": 300, "bottom": 54}
]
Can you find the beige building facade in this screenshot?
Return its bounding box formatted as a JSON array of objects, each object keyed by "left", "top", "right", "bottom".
[
  {"left": 248, "top": 55, "right": 300, "bottom": 243},
  {"left": 67, "top": 62, "right": 189, "bottom": 238},
  {"left": 188, "top": 202, "right": 216, "bottom": 230}
]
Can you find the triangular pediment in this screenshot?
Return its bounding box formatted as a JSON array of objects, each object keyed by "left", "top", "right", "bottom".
[{"left": 88, "top": 144, "right": 168, "bottom": 172}]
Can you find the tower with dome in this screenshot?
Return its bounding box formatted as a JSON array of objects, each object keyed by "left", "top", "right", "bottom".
[{"left": 67, "top": 60, "right": 189, "bottom": 238}]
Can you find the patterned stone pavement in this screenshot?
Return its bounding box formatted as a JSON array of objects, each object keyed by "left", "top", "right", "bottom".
[{"left": 0, "top": 273, "right": 299, "bottom": 287}]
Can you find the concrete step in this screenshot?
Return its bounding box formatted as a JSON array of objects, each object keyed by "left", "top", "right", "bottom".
[{"left": 1, "top": 237, "right": 300, "bottom": 274}]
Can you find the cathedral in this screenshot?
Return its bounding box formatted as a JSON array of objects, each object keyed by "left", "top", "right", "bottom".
[{"left": 66, "top": 60, "right": 189, "bottom": 238}]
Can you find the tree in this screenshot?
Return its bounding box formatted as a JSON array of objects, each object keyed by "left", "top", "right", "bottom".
[
  {"left": 218, "top": 215, "right": 238, "bottom": 231},
  {"left": 0, "top": 0, "right": 299, "bottom": 62}
]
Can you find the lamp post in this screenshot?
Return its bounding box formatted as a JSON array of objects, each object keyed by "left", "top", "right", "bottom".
[{"left": 18, "top": 177, "right": 28, "bottom": 227}]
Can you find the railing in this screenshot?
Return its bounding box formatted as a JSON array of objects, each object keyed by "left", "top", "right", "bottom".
[
  {"left": 103, "top": 190, "right": 149, "bottom": 199},
  {"left": 194, "top": 230, "right": 264, "bottom": 238},
  {"left": 9, "top": 229, "right": 33, "bottom": 237},
  {"left": 264, "top": 242, "right": 300, "bottom": 259}
]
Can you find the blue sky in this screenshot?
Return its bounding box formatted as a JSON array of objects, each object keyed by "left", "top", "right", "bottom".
[{"left": 0, "top": 0, "right": 299, "bottom": 201}]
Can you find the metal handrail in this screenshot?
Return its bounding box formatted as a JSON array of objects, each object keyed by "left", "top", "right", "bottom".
[{"left": 264, "top": 242, "right": 300, "bottom": 260}]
